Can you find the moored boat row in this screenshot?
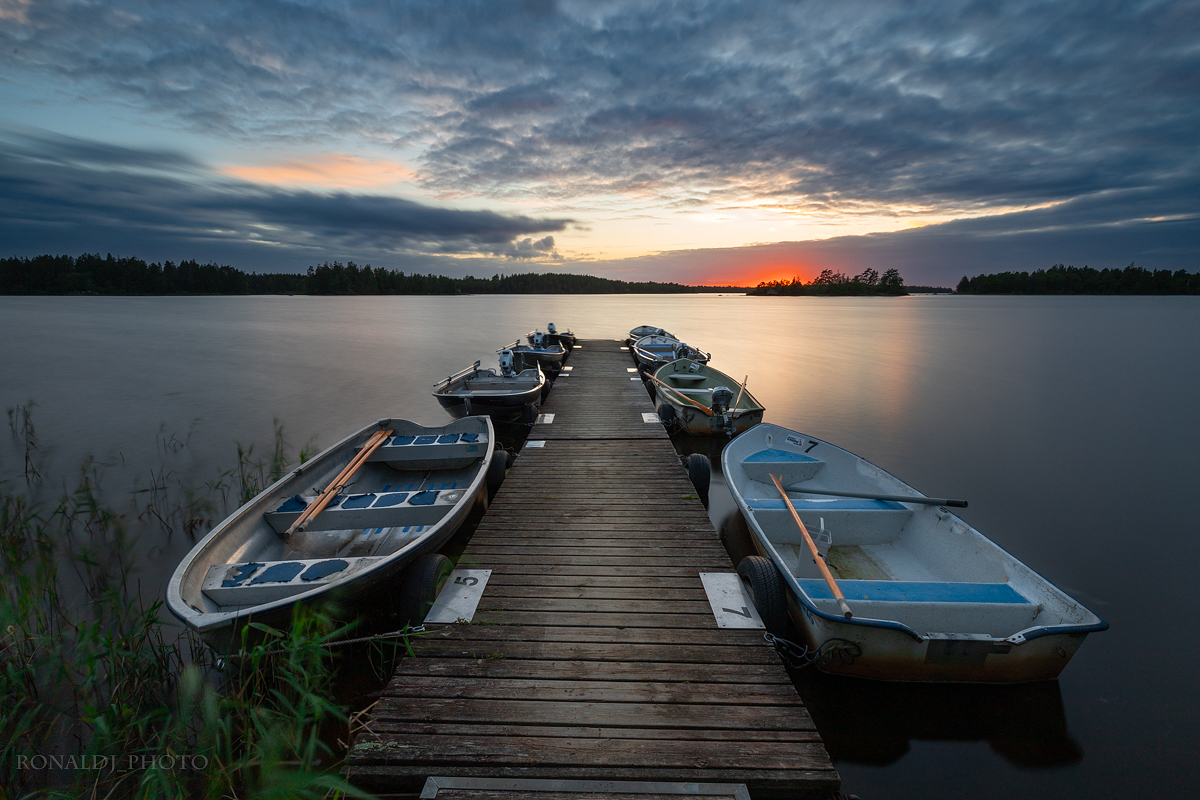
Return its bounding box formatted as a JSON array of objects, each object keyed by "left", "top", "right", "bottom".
[{"left": 623, "top": 322, "right": 1105, "bottom": 683}]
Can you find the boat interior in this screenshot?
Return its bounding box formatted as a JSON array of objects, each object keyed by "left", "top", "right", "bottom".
[
  {"left": 440, "top": 367, "right": 543, "bottom": 396},
  {"left": 730, "top": 432, "right": 1098, "bottom": 637},
  {"left": 182, "top": 422, "right": 489, "bottom": 614},
  {"left": 657, "top": 359, "right": 763, "bottom": 411}
]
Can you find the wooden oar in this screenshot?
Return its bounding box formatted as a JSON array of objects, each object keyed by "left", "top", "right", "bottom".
[
  {"left": 285, "top": 429, "right": 393, "bottom": 537},
  {"left": 784, "top": 485, "right": 967, "bottom": 508},
  {"left": 770, "top": 473, "right": 853, "bottom": 618},
  {"left": 646, "top": 374, "right": 714, "bottom": 416},
  {"left": 284, "top": 429, "right": 388, "bottom": 537},
  {"left": 733, "top": 375, "right": 748, "bottom": 408}
]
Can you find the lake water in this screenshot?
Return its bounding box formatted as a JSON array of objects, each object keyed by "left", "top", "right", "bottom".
[{"left": 1, "top": 294, "right": 1196, "bottom": 798}]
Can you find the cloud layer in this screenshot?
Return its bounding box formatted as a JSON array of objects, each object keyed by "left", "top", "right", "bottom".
[{"left": 2, "top": 1, "right": 1198, "bottom": 279}]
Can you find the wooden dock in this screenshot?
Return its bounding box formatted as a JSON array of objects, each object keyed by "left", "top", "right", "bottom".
[{"left": 347, "top": 340, "right": 839, "bottom": 799}]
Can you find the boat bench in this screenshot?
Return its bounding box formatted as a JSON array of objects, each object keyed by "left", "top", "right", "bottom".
[
  {"left": 798, "top": 579, "right": 1028, "bottom": 604},
  {"left": 748, "top": 496, "right": 913, "bottom": 545},
  {"left": 363, "top": 432, "right": 487, "bottom": 466},
  {"left": 741, "top": 447, "right": 825, "bottom": 484},
  {"left": 201, "top": 556, "right": 380, "bottom": 606},
  {"left": 264, "top": 486, "right": 465, "bottom": 534}
]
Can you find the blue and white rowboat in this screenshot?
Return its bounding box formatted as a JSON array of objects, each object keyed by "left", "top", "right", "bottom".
[{"left": 723, "top": 423, "right": 1107, "bottom": 682}]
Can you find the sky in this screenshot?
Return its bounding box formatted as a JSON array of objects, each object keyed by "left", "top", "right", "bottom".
[{"left": 2, "top": 0, "right": 1198, "bottom": 287}]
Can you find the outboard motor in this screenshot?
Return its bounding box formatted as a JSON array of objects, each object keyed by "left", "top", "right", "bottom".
[
  {"left": 673, "top": 342, "right": 691, "bottom": 361},
  {"left": 547, "top": 322, "right": 557, "bottom": 335},
  {"left": 532, "top": 331, "right": 546, "bottom": 348},
  {"left": 499, "top": 349, "right": 516, "bottom": 376},
  {"left": 710, "top": 385, "right": 734, "bottom": 414}
]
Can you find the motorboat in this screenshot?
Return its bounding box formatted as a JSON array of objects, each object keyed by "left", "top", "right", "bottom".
[
  {"left": 628, "top": 325, "right": 675, "bottom": 343},
  {"left": 631, "top": 334, "right": 710, "bottom": 371},
  {"left": 722, "top": 423, "right": 1107, "bottom": 682},
  {"left": 503, "top": 332, "right": 567, "bottom": 373},
  {"left": 527, "top": 322, "right": 576, "bottom": 350},
  {"left": 434, "top": 351, "right": 545, "bottom": 423},
  {"left": 650, "top": 359, "right": 764, "bottom": 436},
  {"left": 167, "top": 417, "right": 500, "bottom": 652}
]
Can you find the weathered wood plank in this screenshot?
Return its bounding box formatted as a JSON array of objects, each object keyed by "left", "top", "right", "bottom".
[
  {"left": 394, "top": 658, "right": 791, "bottom": 684},
  {"left": 368, "top": 698, "right": 815, "bottom": 730},
  {"left": 350, "top": 735, "right": 831, "bottom": 770},
  {"left": 366, "top": 722, "right": 821, "bottom": 742},
  {"left": 409, "top": 640, "right": 783, "bottom": 665}
]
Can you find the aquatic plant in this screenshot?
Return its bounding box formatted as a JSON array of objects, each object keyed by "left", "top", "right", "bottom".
[{"left": 0, "top": 414, "right": 376, "bottom": 799}]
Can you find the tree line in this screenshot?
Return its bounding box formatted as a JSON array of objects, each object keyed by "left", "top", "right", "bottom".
[
  {"left": 956, "top": 263, "right": 1200, "bottom": 294},
  {"left": 747, "top": 267, "right": 906, "bottom": 296},
  {"left": 0, "top": 253, "right": 701, "bottom": 295}
]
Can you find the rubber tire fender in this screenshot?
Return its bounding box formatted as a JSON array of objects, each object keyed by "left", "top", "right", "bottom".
[
  {"left": 738, "top": 555, "right": 789, "bottom": 637},
  {"left": 657, "top": 402, "right": 676, "bottom": 427},
  {"left": 684, "top": 453, "right": 710, "bottom": 507},
  {"left": 521, "top": 402, "right": 539, "bottom": 424},
  {"left": 399, "top": 553, "right": 454, "bottom": 626},
  {"left": 486, "top": 448, "right": 507, "bottom": 497}
]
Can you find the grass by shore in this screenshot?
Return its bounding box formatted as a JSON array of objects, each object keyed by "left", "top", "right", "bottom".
[{"left": 1, "top": 408, "right": 389, "bottom": 799}]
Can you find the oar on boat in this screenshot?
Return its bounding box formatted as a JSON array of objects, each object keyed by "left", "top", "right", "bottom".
[
  {"left": 784, "top": 485, "right": 967, "bottom": 508},
  {"left": 284, "top": 428, "right": 394, "bottom": 538},
  {"left": 770, "top": 473, "right": 853, "bottom": 618},
  {"left": 646, "top": 374, "right": 714, "bottom": 416},
  {"left": 733, "top": 375, "right": 748, "bottom": 407}
]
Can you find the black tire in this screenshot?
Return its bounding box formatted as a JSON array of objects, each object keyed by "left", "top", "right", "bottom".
[
  {"left": 486, "top": 449, "right": 507, "bottom": 496},
  {"left": 657, "top": 402, "right": 676, "bottom": 428},
  {"left": 738, "top": 555, "right": 789, "bottom": 637},
  {"left": 521, "top": 403, "right": 539, "bottom": 424},
  {"left": 399, "top": 553, "right": 453, "bottom": 626},
  {"left": 685, "top": 453, "right": 710, "bottom": 506}
]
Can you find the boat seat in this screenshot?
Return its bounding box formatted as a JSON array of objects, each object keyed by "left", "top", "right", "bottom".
[
  {"left": 264, "top": 487, "right": 464, "bottom": 534},
  {"left": 748, "top": 497, "right": 913, "bottom": 545},
  {"left": 740, "top": 447, "right": 825, "bottom": 484},
  {"left": 361, "top": 433, "right": 487, "bottom": 467},
  {"left": 201, "top": 556, "right": 380, "bottom": 606},
  {"left": 797, "top": 579, "right": 1028, "bottom": 604}
]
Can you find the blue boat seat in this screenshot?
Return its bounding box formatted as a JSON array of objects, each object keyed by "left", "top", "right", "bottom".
[
  {"left": 359, "top": 430, "right": 488, "bottom": 467},
  {"left": 263, "top": 488, "right": 456, "bottom": 533},
  {"left": 202, "top": 556, "right": 381, "bottom": 606},
  {"left": 740, "top": 447, "right": 825, "bottom": 484},
  {"left": 798, "top": 579, "right": 1028, "bottom": 604}
]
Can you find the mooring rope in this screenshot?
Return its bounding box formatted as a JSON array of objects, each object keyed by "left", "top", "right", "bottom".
[{"left": 764, "top": 632, "right": 862, "bottom": 669}]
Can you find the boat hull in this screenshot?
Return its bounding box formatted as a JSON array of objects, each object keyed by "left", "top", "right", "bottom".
[
  {"left": 747, "top": 535, "right": 1093, "bottom": 682},
  {"left": 435, "top": 391, "right": 539, "bottom": 422},
  {"left": 655, "top": 396, "right": 764, "bottom": 436}
]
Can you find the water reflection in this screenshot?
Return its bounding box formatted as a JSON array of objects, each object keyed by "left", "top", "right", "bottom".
[{"left": 797, "top": 673, "right": 1082, "bottom": 768}]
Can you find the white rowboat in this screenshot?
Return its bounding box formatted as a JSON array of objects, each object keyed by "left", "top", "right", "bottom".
[
  {"left": 167, "top": 417, "right": 496, "bottom": 652},
  {"left": 723, "top": 423, "right": 1107, "bottom": 682}
]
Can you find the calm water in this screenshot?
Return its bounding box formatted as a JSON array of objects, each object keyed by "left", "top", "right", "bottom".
[{"left": 2, "top": 294, "right": 1197, "bottom": 798}]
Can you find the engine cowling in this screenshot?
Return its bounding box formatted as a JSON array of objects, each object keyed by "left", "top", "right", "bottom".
[
  {"left": 547, "top": 322, "right": 557, "bottom": 334},
  {"left": 710, "top": 385, "right": 734, "bottom": 413},
  {"left": 532, "top": 331, "right": 546, "bottom": 347},
  {"left": 498, "top": 349, "right": 516, "bottom": 375}
]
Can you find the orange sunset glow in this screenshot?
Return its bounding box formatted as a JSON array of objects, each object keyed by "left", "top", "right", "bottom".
[{"left": 221, "top": 154, "right": 414, "bottom": 189}]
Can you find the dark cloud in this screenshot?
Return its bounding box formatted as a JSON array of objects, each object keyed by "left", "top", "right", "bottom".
[{"left": 0, "top": 130, "right": 571, "bottom": 268}]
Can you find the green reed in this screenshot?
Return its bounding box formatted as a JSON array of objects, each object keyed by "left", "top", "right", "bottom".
[{"left": 0, "top": 414, "right": 374, "bottom": 799}]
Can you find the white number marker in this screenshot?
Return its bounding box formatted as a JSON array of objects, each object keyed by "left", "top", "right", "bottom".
[
  {"left": 424, "top": 569, "right": 492, "bottom": 623},
  {"left": 699, "top": 573, "right": 765, "bottom": 629}
]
